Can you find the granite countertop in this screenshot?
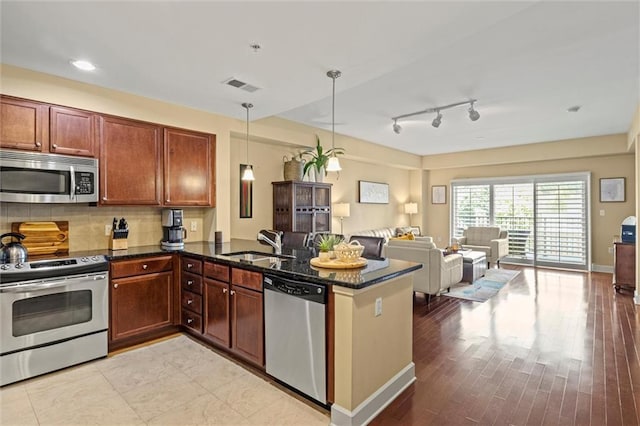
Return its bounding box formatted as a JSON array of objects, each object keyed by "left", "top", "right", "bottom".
[{"left": 78, "top": 239, "right": 422, "bottom": 289}]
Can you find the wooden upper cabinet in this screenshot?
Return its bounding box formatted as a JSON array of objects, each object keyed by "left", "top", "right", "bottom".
[
  {"left": 0, "top": 96, "right": 48, "bottom": 152},
  {"left": 50, "top": 106, "right": 97, "bottom": 157},
  {"left": 99, "top": 116, "right": 163, "bottom": 205},
  {"left": 164, "top": 128, "right": 214, "bottom": 206}
]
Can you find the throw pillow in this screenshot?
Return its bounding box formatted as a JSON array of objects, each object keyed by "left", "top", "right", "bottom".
[{"left": 390, "top": 233, "right": 415, "bottom": 241}]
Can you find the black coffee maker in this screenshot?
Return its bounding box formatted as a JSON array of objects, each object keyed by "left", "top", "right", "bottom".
[{"left": 161, "top": 209, "right": 186, "bottom": 249}]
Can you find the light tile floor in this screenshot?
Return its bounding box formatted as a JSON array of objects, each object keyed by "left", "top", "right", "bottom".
[{"left": 0, "top": 335, "right": 330, "bottom": 425}]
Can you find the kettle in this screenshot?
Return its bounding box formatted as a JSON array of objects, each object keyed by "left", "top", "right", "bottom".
[{"left": 0, "top": 232, "right": 28, "bottom": 263}]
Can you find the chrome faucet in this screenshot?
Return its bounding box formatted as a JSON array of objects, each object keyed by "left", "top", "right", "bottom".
[{"left": 257, "top": 230, "right": 282, "bottom": 255}]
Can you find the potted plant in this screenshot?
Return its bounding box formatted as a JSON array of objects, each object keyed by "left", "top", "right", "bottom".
[
  {"left": 316, "top": 234, "right": 343, "bottom": 260},
  {"left": 302, "top": 135, "right": 345, "bottom": 182}
]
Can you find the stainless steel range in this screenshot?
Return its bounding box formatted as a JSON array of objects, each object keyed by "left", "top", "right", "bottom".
[{"left": 0, "top": 255, "right": 109, "bottom": 386}]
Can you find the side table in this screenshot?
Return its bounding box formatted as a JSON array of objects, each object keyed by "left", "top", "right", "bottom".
[{"left": 462, "top": 251, "right": 487, "bottom": 283}]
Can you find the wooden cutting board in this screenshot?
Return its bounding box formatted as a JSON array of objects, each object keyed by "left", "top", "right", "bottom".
[{"left": 11, "top": 221, "right": 69, "bottom": 256}]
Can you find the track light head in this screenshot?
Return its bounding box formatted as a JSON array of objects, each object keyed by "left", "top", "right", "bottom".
[
  {"left": 392, "top": 120, "right": 402, "bottom": 134},
  {"left": 432, "top": 112, "right": 442, "bottom": 128},
  {"left": 468, "top": 102, "right": 480, "bottom": 121}
]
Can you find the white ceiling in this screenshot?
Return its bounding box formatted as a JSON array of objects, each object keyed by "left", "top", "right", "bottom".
[{"left": 1, "top": 1, "right": 638, "bottom": 155}]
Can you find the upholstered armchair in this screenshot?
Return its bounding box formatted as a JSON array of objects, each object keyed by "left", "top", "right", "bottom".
[
  {"left": 453, "top": 226, "right": 509, "bottom": 266},
  {"left": 385, "top": 237, "right": 463, "bottom": 300}
]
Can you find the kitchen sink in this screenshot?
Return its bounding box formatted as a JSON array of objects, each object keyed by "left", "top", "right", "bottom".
[{"left": 220, "top": 251, "right": 295, "bottom": 263}]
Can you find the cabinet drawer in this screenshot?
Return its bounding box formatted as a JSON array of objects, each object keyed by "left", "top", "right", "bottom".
[
  {"left": 111, "top": 255, "right": 173, "bottom": 278},
  {"left": 182, "top": 257, "right": 203, "bottom": 274},
  {"left": 182, "top": 310, "right": 202, "bottom": 333},
  {"left": 181, "top": 290, "right": 202, "bottom": 315},
  {"left": 182, "top": 272, "right": 203, "bottom": 295},
  {"left": 231, "top": 268, "right": 263, "bottom": 291},
  {"left": 204, "top": 262, "right": 229, "bottom": 282}
]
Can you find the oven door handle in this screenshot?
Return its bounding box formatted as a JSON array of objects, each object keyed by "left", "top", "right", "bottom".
[{"left": 0, "top": 274, "right": 107, "bottom": 293}]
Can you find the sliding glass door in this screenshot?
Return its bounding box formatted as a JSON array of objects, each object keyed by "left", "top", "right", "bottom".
[{"left": 451, "top": 173, "right": 590, "bottom": 270}]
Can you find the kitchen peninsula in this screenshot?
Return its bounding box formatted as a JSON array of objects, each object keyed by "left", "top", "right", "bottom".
[{"left": 106, "top": 240, "right": 421, "bottom": 426}]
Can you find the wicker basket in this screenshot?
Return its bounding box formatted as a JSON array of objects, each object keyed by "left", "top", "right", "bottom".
[
  {"left": 283, "top": 156, "right": 304, "bottom": 181},
  {"left": 334, "top": 241, "right": 365, "bottom": 263}
]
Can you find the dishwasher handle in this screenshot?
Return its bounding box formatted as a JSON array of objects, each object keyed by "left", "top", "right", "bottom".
[{"left": 264, "top": 275, "right": 327, "bottom": 304}]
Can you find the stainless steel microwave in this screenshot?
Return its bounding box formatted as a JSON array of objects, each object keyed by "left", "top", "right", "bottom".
[{"left": 0, "top": 150, "right": 98, "bottom": 203}]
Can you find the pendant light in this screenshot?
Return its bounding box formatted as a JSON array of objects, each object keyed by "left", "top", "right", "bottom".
[
  {"left": 325, "top": 70, "right": 342, "bottom": 172},
  {"left": 241, "top": 102, "right": 255, "bottom": 181}
]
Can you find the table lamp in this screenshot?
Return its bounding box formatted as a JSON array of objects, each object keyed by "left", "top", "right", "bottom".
[
  {"left": 333, "top": 203, "right": 350, "bottom": 234},
  {"left": 404, "top": 202, "right": 418, "bottom": 225}
]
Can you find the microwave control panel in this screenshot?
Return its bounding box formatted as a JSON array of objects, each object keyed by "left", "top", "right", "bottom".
[{"left": 75, "top": 172, "right": 95, "bottom": 195}]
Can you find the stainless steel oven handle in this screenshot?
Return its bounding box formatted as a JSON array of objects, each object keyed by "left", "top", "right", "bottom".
[{"left": 0, "top": 274, "right": 107, "bottom": 293}]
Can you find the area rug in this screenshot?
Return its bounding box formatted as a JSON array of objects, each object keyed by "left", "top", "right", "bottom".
[{"left": 444, "top": 269, "right": 520, "bottom": 302}]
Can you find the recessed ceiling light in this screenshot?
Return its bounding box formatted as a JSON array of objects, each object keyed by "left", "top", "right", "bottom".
[
  {"left": 567, "top": 105, "right": 581, "bottom": 112},
  {"left": 71, "top": 60, "right": 96, "bottom": 71}
]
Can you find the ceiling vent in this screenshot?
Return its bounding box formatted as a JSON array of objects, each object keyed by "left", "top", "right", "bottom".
[{"left": 223, "top": 77, "right": 260, "bottom": 93}]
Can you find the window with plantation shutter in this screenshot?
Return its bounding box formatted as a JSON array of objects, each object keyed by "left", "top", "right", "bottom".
[
  {"left": 451, "top": 173, "right": 589, "bottom": 270},
  {"left": 534, "top": 179, "right": 588, "bottom": 269}
]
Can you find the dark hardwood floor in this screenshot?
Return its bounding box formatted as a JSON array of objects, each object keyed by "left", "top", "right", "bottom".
[{"left": 371, "top": 265, "right": 639, "bottom": 425}]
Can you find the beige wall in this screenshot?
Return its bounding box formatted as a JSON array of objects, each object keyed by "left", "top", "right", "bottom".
[
  {"left": 1, "top": 64, "right": 421, "bottom": 248},
  {"left": 333, "top": 274, "right": 414, "bottom": 410},
  {"left": 0, "top": 63, "right": 636, "bottom": 270},
  {"left": 423, "top": 152, "right": 635, "bottom": 268}
]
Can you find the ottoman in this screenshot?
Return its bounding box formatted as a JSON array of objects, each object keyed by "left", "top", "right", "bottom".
[{"left": 462, "top": 251, "right": 487, "bottom": 283}]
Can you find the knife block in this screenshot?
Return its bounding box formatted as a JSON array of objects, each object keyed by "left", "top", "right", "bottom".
[{"left": 109, "top": 236, "right": 128, "bottom": 250}]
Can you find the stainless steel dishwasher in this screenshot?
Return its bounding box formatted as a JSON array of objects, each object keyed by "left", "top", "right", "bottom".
[{"left": 263, "top": 274, "right": 327, "bottom": 404}]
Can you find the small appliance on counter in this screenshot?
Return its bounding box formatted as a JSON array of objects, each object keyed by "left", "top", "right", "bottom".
[
  {"left": 621, "top": 216, "right": 636, "bottom": 243},
  {"left": 161, "top": 209, "right": 186, "bottom": 250}
]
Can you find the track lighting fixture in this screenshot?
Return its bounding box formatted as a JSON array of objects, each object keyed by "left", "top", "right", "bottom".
[
  {"left": 431, "top": 111, "right": 442, "bottom": 128},
  {"left": 468, "top": 101, "right": 480, "bottom": 121},
  {"left": 393, "top": 119, "right": 402, "bottom": 134},
  {"left": 391, "top": 99, "right": 479, "bottom": 133}
]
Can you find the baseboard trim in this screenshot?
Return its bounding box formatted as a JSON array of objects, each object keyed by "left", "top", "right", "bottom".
[
  {"left": 592, "top": 264, "right": 614, "bottom": 274},
  {"left": 330, "top": 362, "right": 415, "bottom": 426}
]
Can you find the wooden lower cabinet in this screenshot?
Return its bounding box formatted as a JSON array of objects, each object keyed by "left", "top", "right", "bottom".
[
  {"left": 231, "top": 284, "right": 264, "bottom": 366},
  {"left": 109, "top": 255, "right": 178, "bottom": 351},
  {"left": 613, "top": 242, "right": 636, "bottom": 291},
  {"left": 204, "top": 278, "right": 230, "bottom": 346},
  {"left": 200, "top": 262, "right": 264, "bottom": 366}
]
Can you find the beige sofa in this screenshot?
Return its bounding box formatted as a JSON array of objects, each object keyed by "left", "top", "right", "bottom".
[
  {"left": 347, "top": 226, "right": 420, "bottom": 244},
  {"left": 385, "top": 237, "right": 463, "bottom": 300},
  {"left": 452, "top": 226, "right": 509, "bottom": 266}
]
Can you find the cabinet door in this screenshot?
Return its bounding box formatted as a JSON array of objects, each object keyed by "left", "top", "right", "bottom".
[
  {"left": 110, "top": 271, "right": 173, "bottom": 342},
  {"left": 99, "top": 116, "right": 162, "bottom": 205},
  {"left": 164, "top": 128, "right": 214, "bottom": 206},
  {"left": 0, "top": 96, "right": 48, "bottom": 151},
  {"left": 231, "top": 285, "right": 264, "bottom": 366},
  {"left": 50, "top": 106, "right": 96, "bottom": 157},
  {"left": 204, "top": 278, "right": 230, "bottom": 347}
]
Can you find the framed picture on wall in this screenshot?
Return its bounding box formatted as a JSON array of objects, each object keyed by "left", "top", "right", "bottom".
[
  {"left": 432, "top": 185, "right": 446, "bottom": 204},
  {"left": 358, "top": 180, "right": 389, "bottom": 204},
  {"left": 600, "top": 177, "right": 625, "bottom": 202}
]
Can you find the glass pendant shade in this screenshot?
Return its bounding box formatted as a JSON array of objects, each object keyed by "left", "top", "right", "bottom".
[
  {"left": 241, "top": 165, "right": 255, "bottom": 181},
  {"left": 326, "top": 156, "right": 341, "bottom": 172}
]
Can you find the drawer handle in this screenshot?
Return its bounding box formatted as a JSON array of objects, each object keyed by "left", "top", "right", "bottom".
[
  {"left": 222, "top": 288, "right": 227, "bottom": 294},
  {"left": 187, "top": 299, "right": 193, "bottom": 305},
  {"left": 187, "top": 280, "right": 194, "bottom": 286},
  {"left": 52, "top": 143, "right": 58, "bottom": 149},
  {"left": 35, "top": 141, "right": 42, "bottom": 147},
  {"left": 230, "top": 290, "right": 235, "bottom": 296},
  {"left": 142, "top": 264, "right": 148, "bottom": 270},
  {"left": 113, "top": 283, "right": 118, "bottom": 289},
  {"left": 187, "top": 318, "right": 193, "bottom": 324},
  {"left": 187, "top": 263, "right": 193, "bottom": 269}
]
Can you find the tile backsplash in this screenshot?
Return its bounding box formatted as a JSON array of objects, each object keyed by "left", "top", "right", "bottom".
[{"left": 0, "top": 203, "right": 208, "bottom": 252}]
